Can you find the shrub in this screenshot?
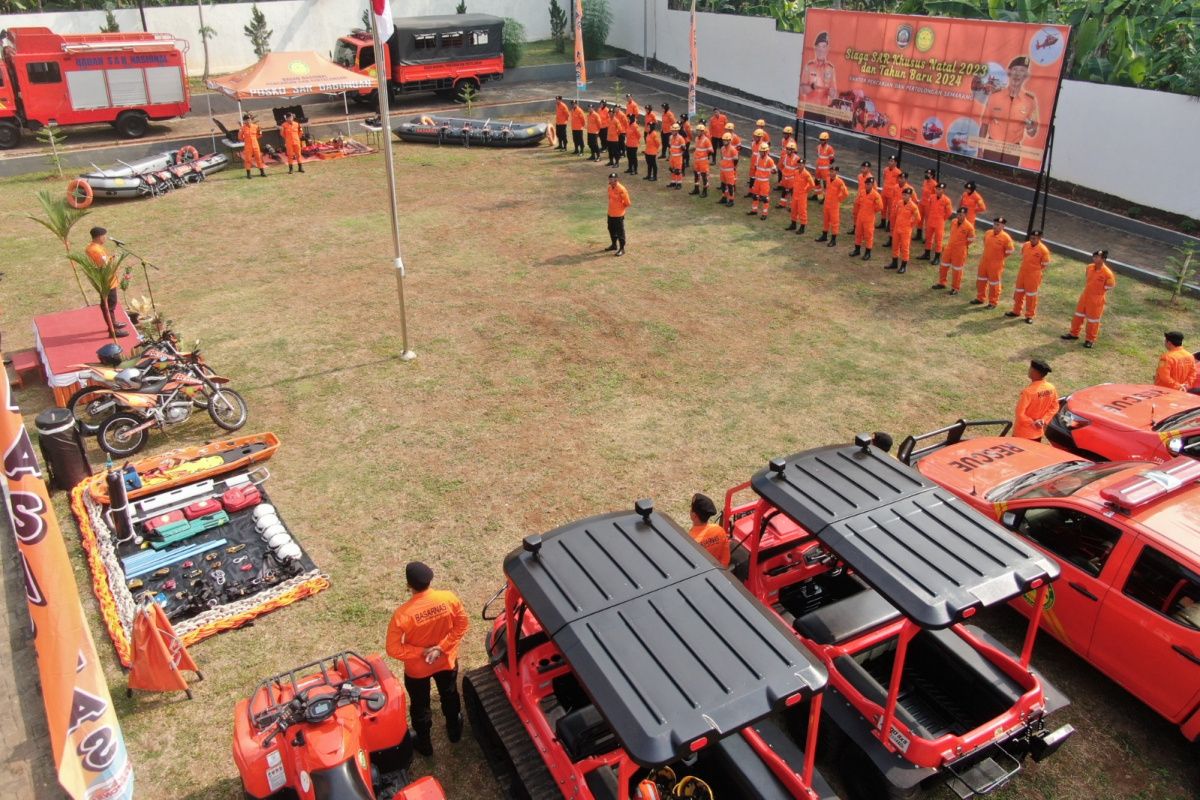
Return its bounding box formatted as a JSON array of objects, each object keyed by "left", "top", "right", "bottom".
[
  {"left": 549, "top": 0, "right": 568, "bottom": 54},
  {"left": 243, "top": 3, "right": 272, "bottom": 59},
  {"left": 581, "top": 0, "right": 613, "bottom": 58},
  {"left": 502, "top": 18, "right": 526, "bottom": 68}
]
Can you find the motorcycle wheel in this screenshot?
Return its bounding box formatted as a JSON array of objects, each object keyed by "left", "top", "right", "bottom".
[
  {"left": 207, "top": 389, "right": 248, "bottom": 431},
  {"left": 97, "top": 414, "right": 149, "bottom": 457},
  {"left": 66, "top": 385, "right": 118, "bottom": 434}
]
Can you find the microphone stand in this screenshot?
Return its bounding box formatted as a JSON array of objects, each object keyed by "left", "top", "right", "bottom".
[{"left": 114, "top": 241, "right": 160, "bottom": 316}]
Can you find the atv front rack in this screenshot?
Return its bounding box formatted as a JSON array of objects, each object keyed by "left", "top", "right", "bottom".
[{"left": 248, "top": 651, "right": 379, "bottom": 731}]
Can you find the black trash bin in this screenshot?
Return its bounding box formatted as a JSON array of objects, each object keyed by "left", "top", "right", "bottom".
[{"left": 35, "top": 407, "right": 92, "bottom": 491}]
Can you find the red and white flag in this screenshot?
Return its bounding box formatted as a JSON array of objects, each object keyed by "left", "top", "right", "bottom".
[
  {"left": 688, "top": 0, "right": 698, "bottom": 117},
  {"left": 372, "top": 0, "right": 394, "bottom": 42}
]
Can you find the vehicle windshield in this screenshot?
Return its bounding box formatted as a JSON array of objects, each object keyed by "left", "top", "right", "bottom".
[
  {"left": 333, "top": 40, "right": 358, "bottom": 69},
  {"left": 1153, "top": 406, "right": 1200, "bottom": 432},
  {"left": 985, "top": 460, "right": 1091, "bottom": 501},
  {"left": 1004, "top": 461, "right": 1138, "bottom": 501}
]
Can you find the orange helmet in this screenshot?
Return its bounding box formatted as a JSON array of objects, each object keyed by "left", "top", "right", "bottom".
[{"left": 759, "top": 142, "right": 770, "bottom": 152}]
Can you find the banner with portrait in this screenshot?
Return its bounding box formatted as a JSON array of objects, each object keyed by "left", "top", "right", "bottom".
[{"left": 797, "top": 10, "right": 1070, "bottom": 171}]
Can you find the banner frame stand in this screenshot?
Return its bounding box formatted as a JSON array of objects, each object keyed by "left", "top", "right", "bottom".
[{"left": 1027, "top": 34, "right": 1071, "bottom": 236}]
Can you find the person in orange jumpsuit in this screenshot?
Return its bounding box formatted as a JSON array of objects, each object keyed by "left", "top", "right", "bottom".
[
  {"left": 971, "top": 217, "right": 1015, "bottom": 308},
  {"left": 745, "top": 128, "right": 765, "bottom": 197},
  {"left": 857, "top": 160, "right": 873, "bottom": 190},
  {"left": 717, "top": 132, "right": 738, "bottom": 207},
  {"left": 724, "top": 122, "right": 741, "bottom": 151},
  {"left": 884, "top": 172, "right": 911, "bottom": 248},
  {"left": 916, "top": 169, "right": 937, "bottom": 242},
  {"left": 780, "top": 125, "right": 795, "bottom": 156},
  {"left": 689, "top": 123, "right": 713, "bottom": 197},
  {"left": 1012, "top": 359, "right": 1058, "bottom": 441},
  {"left": 960, "top": 181, "right": 987, "bottom": 227},
  {"left": 554, "top": 95, "right": 569, "bottom": 150},
  {"left": 570, "top": 100, "right": 586, "bottom": 155},
  {"left": 1062, "top": 249, "right": 1117, "bottom": 348},
  {"left": 688, "top": 494, "right": 730, "bottom": 567},
  {"left": 788, "top": 158, "right": 815, "bottom": 233},
  {"left": 850, "top": 176, "right": 884, "bottom": 260},
  {"left": 755, "top": 119, "right": 771, "bottom": 146},
  {"left": 597, "top": 102, "right": 611, "bottom": 161},
  {"left": 708, "top": 108, "right": 726, "bottom": 143},
  {"left": 85, "top": 226, "right": 129, "bottom": 336},
  {"left": 386, "top": 562, "right": 469, "bottom": 756},
  {"left": 666, "top": 124, "right": 686, "bottom": 189},
  {"left": 606, "top": 107, "right": 626, "bottom": 167},
  {"left": 679, "top": 114, "right": 693, "bottom": 170},
  {"left": 887, "top": 186, "right": 921, "bottom": 273},
  {"left": 661, "top": 104, "right": 676, "bottom": 141},
  {"left": 642, "top": 122, "right": 661, "bottom": 181},
  {"left": 880, "top": 156, "right": 901, "bottom": 229},
  {"left": 606, "top": 172, "right": 631, "bottom": 256},
  {"left": 625, "top": 93, "right": 639, "bottom": 120},
  {"left": 280, "top": 112, "right": 304, "bottom": 174},
  {"left": 813, "top": 131, "right": 835, "bottom": 201},
  {"left": 748, "top": 142, "right": 776, "bottom": 219},
  {"left": 932, "top": 207, "right": 975, "bottom": 294},
  {"left": 777, "top": 141, "right": 800, "bottom": 208},
  {"left": 644, "top": 104, "right": 658, "bottom": 131},
  {"left": 585, "top": 104, "right": 603, "bottom": 161},
  {"left": 1006, "top": 230, "right": 1051, "bottom": 323},
  {"left": 815, "top": 165, "right": 849, "bottom": 246},
  {"left": 919, "top": 183, "right": 954, "bottom": 263},
  {"left": 239, "top": 113, "right": 265, "bottom": 178},
  {"left": 624, "top": 117, "right": 641, "bottom": 175},
  {"left": 1155, "top": 331, "right": 1197, "bottom": 390}
]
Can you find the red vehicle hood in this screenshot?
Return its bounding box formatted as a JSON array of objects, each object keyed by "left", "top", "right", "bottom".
[
  {"left": 915, "top": 437, "right": 1085, "bottom": 511},
  {"left": 1065, "top": 383, "right": 1200, "bottom": 433}
]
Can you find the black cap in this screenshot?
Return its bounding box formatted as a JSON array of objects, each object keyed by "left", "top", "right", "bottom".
[
  {"left": 995, "top": 216, "right": 1007, "bottom": 224},
  {"left": 1029, "top": 229, "right": 1043, "bottom": 237},
  {"left": 902, "top": 186, "right": 913, "bottom": 194},
  {"left": 814, "top": 31, "right": 829, "bottom": 45},
  {"left": 1009, "top": 55, "right": 1030, "bottom": 69},
  {"left": 865, "top": 176, "right": 875, "bottom": 183},
  {"left": 1030, "top": 359, "right": 1052, "bottom": 376},
  {"left": 965, "top": 181, "right": 976, "bottom": 190},
  {"left": 555, "top": 95, "right": 562, "bottom": 100},
  {"left": 957, "top": 206, "right": 968, "bottom": 214},
  {"left": 861, "top": 160, "right": 870, "bottom": 167},
  {"left": 691, "top": 493, "right": 717, "bottom": 521},
  {"left": 608, "top": 172, "right": 618, "bottom": 179},
  {"left": 242, "top": 112, "right": 252, "bottom": 121},
  {"left": 406, "top": 561, "right": 434, "bottom": 589},
  {"left": 1166, "top": 331, "right": 1185, "bottom": 346},
  {"left": 936, "top": 182, "right": 946, "bottom": 189}
]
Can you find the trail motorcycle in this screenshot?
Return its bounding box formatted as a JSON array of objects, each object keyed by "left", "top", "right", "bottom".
[{"left": 95, "top": 366, "right": 248, "bottom": 456}]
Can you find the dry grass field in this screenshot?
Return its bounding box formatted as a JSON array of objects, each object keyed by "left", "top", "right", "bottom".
[{"left": 2, "top": 136, "right": 1197, "bottom": 800}]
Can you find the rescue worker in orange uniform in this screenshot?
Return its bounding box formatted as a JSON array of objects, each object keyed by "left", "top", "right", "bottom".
[
  {"left": 386, "top": 562, "right": 469, "bottom": 756},
  {"left": 932, "top": 207, "right": 975, "bottom": 295},
  {"left": 554, "top": 95, "right": 569, "bottom": 150},
  {"left": 597, "top": 102, "right": 611, "bottom": 159},
  {"left": 718, "top": 132, "right": 738, "bottom": 207},
  {"left": 624, "top": 117, "right": 641, "bottom": 175},
  {"left": 586, "top": 104, "right": 603, "bottom": 161},
  {"left": 787, "top": 158, "right": 815, "bottom": 233},
  {"left": 755, "top": 119, "right": 771, "bottom": 146},
  {"left": 813, "top": 131, "right": 835, "bottom": 201},
  {"left": 644, "top": 104, "right": 658, "bottom": 131},
  {"left": 239, "top": 112, "right": 266, "bottom": 178},
  {"left": 971, "top": 217, "right": 1015, "bottom": 308},
  {"left": 979, "top": 56, "right": 1040, "bottom": 167},
  {"left": 887, "top": 186, "right": 921, "bottom": 273},
  {"left": 1155, "top": 331, "right": 1197, "bottom": 391},
  {"left": 919, "top": 183, "right": 954, "bottom": 264},
  {"left": 777, "top": 141, "right": 800, "bottom": 208},
  {"left": 1012, "top": 359, "right": 1058, "bottom": 441},
  {"left": 661, "top": 104, "right": 676, "bottom": 142},
  {"left": 708, "top": 108, "right": 727, "bottom": 145},
  {"left": 1006, "top": 230, "right": 1051, "bottom": 323},
  {"left": 606, "top": 172, "right": 631, "bottom": 256},
  {"left": 857, "top": 160, "right": 873, "bottom": 191},
  {"left": 606, "top": 107, "right": 627, "bottom": 167},
  {"left": 625, "top": 93, "right": 639, "bottom": 121},
  {"left": 85, "top": 226, "right": 129, "bottom": 336},
  {"left": 850, "top": 176, "right": 884, "bottom": 261},
  {"left": 679, "top": 114, "right": 693, "bottom": 170},
  {"left": 916, "top": 169, "right": 937, "bottom": 242},
  {"left": 667, "top": 123, "right": 686, "bottom": 189},
  {"left": 570, "top": 100, "right": 586, "bottom": 155},
  {"left": 960, "top": 181, "right": 987, "bottom": 227},
  {"left": 689, "top": 123, "right": 713, "bottom": 197},
  {"left": 745, "top": 128, "right": 765, "bottom": 198},
  {"left": 800, "top": 31, "right": 838, "bottom": 115},
  {"left": 884, "top": 172, "right": 911, "bottom": 248},
  {"left": 880, "top": 156, "right": 901, "bottom": 230},
  {"left": 642, "top": 123, "right": 661, "bottom": 182},
  {"left": 815, "top": 164, "right": 849, "bottom": 246},
  {"left": 748, "top": 142, "right": 776, "bottom": 219},
  {"left": 724, "top": 122, "right": 741, "bottom": 151},
  {"left": 688, "top": 494, "right": 730, "bottom": 567},
  {"left": 1062, "top": 249, "right": 1117, "bottom": 348},
  {"left": 280, "top": 112, "right": 304, "bottom": 174},
  {"left": 780, "top": 126, "right": 795, "bottom": 157}
]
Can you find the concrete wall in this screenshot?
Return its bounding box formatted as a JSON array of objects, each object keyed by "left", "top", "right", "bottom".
[
  {"left": 610, "top": 0, "right": 1200, "bottom": 220},
  {"left": 0, "top": 0, "right": 552, "bottom": 77}
]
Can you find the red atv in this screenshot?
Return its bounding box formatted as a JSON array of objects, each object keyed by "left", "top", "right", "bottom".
[{"left": 234, "top": 651, "right": 435, "bottom": 800}]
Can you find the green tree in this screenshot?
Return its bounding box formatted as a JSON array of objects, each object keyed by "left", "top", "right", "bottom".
[
  {"left": 1163, "top": 243, "right": 1198, "bottom": 305},
  {"left": 456, "top": 0, "right": 467, "bottom": 12},
  {"left": 244, "top": 3, "right": 273, "bottom": 59},
  {"left": 502, "top": 17, "right": 526, "bottom": 68},
  {"left": 581, "top": 0, "right": 613, "bottom": 58},
  {"left": 27, "top": 190, "right": 91, "bottom": 305},
  {"left": 197, "top": 0, "right": 217, "bottom": 84},
  {"left": 100, "top": 3, "right": 120, "bottom": 33},
  {"left": 549, "top": 0, "right": 568, "bottom": 54},
  {"left": 35, "top": 123, "right": 68, "bottom": 178}
]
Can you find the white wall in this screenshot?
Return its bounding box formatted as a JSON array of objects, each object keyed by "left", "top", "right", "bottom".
[
  {"left": 613, "top": 0, "right": 1200, "bottom": 220},
  {"left": 0, "top": 0, "right": 552, "bottom": 77}
]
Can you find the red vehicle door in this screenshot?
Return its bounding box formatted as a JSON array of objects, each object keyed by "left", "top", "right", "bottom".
[
  {"left": 1088, "top": 542, "right": 1200, "bottom": 721},
  {"left": 1006, "top": 504, "right": 1127, "bottom": 654}
]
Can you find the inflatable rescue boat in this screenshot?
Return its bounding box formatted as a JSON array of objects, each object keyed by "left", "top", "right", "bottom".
[
  {"left": 393, "top": 115, "right": 547, "bottom": 148},
  {"left": 67, "top": 147, "right": 230, "bottom": 207}
]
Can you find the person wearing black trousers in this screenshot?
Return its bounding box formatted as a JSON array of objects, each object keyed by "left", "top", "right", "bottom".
[
  {"left": 643, "top": 122, "right": 661, "bottom": 182},
  {"left": 553, "top": 95, "right": 569, "bottom": 151}
]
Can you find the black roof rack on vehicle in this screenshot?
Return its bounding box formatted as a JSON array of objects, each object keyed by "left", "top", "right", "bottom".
[
  {"left": 504, "top": 501, "right": 828, "bottom": 767},
  {"left": 750, "top": 436, "right": 1058, "bottom": 629},
  {"left": 896, "top": 418, "right": 1013, "bottom": 465}
]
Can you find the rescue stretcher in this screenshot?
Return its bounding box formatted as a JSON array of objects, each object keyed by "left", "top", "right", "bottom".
[{"left": 393, "top": 114, "right": 547, "bottom": 148}]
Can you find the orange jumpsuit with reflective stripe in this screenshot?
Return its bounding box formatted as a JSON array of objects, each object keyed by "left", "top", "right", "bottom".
[
  {"left": 751, "top": 155, "right": 777, "bottom": 215},
  {"left": 719, "top": 144, "right": 738, "bottom": 201},
  {"left": 881, "top": 165, "right": 901, "bottom": 222},
  {"left": 1013, "top": 379, "right": 1059, "bottom": 440},
  {"left": 815, "top": 142, "right": 835, "bottom": 184},
  {"left": 777, "top": 151, "right": 799, "bottom": 206},
  {"left": 1156, "top": 347, "right": 1197, "bottom": 391},
  {"left": 1069, "top": 262, "right": 1117, "bottom": 343},
  {"left": 853, "top": 187, "right": 884, "bottom": 248},
  {"left": 891, "top": 199, "right": 921, "bottom": 261},
  {"left": 239, "top": 122, "right": 264, "bottom": 169},
  {"left": 939, "top": 218, "right": 975, "bottom": 290},
  {"left": 925, "top": 194, "right": 954, "bottom": 254},
  {"left": 1010, "top": 240, "right": 1051, "bottom": 320},
  {"left": 692, "top": 134, "right": 713, "bottom": 173},
  {"left": 668, "top": 133, "right": 686, "bottom": 178},
  {"left": 280, "top": 119, "right": 303, "bottom": 166},
  {"left": 960, "top": 189, "right": 987, "bottom": 226},
  {"left": 919, "top": 178, "right": 937, "bottom": 225},
  {"left": 822, "top": 176, "right": 849, "bottom": 234},
  {"left": 790, "top": 168, "right": 815, "bottom": 224},
  {"left": 975, "top": 229, "right": 1015, "bottom": 305}
]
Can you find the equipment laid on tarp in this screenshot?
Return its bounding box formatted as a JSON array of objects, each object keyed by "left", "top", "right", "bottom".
[
  {"left": 393, "top": 115, "right": 548, "bottom": 148},
  {"left": 67, "top": 148, "right": 229, "bottom": 207},
  {"left": 71, "top": 433, "right": 328, "bottom": 667}
]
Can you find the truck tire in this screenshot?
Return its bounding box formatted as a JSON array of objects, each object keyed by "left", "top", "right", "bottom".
[
  {"left": 452, "top": 78, "right": 480, "bottom": 101},
  {"left": 115, "top": 111, "right": 149, "bottom": 139},
  {"left": 0, "top": 121, "right": 20, "bottom": 149}
]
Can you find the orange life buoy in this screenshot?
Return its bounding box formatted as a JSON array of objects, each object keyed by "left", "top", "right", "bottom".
[
  {"left": 546, "top": 118, "right": 557, "bottom": 147},
  {"left": 66, "top": 178, "right": 94, "bottom": 209},
  {"left": 176, "top": 145, "right": 199, "bottom": 163}
]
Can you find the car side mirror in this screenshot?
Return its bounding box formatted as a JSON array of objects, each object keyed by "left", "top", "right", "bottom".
[{"left": 1001, "top": 511, "right": 1019, "bottom": 530}]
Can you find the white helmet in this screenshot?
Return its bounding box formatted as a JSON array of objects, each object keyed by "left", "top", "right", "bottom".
[
  {"left": 252, "top": 504, "right": 277, "bottom": 521},
  {"left": 275, "top": 542, "right": 302, "bottom": 561}
]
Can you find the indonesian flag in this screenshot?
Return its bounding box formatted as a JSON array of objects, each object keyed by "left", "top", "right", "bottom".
[
  {"left": 688, "top": 0, "right": 698, "bottom": 117},
  {"left": 372, "top": 0, "right": 394, "bottom": 43},
  {"left": 574, "top": 0, "right": 587, "bottom": 91}
]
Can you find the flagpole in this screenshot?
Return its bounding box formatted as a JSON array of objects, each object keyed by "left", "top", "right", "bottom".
[
  {"left": 687, "top": 0, "right": 697, "bottom": 118},
  {"left": 370, "top": 9, "right": 415, "bottom": 361}
]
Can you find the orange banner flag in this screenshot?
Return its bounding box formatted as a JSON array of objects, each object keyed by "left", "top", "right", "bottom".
[
  {"left": 128, "top": 602, "right": 200, "bottom": 696},
  {"left": 2, "top": 371, "right": 134, "bottom": 799},
  {"left": 574, "top": 0, "right": 588, "bottom": 92}
]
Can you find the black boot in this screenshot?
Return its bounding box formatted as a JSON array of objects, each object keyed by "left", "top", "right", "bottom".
[
  {"left": 297, "top": 164, "right": 304, "bottom": 173},
  {"left": 796, "top": 224, "right": 806, "bottom": 235},
  {"left": 884, "top": 237, "right": 893, "bottom": 247},
  {"left": 700, "top": 187, "right": 707, "bottom": 197},
  {"left": 689, "top": 185, "right": 700, "bottom": 195},
  {"left": 915, "top": 229, "right": 924, "bottom": 242},
  {"left": 898, "top": 260, "right": 908, "bottom": 274},
  {"left": 815, "top": 231, "right": 829, "bottom": 242},
  {"left": 414, "top": 730, "right": 433, "bottom": 756},
  {"left": 288, "top": 165, "right": 293, "bottom": 174},
  {"left": 931, "top": 252, "right": 941, "bottom": 266},
  {"left": 785, "top": 221, "right": 797, "bottom": 231},
  {"left": 918, "top": 249, "right": 931, "bottom": 261},
  {"left": 259, "top": 168, "right": 267, "bottom": 177},
  {"left": 886, "top": 257, "right": 899, "bottom": 270},
  {"left": 604, "top": 242, "right": 618, "bottom": 252},
  {"left": 245, "top": 169, "right": 252, "bottom": 179},
  {"left": 863, "top": 248, "right": 872, "bottom": 261},
  {"left": 447, "top": 713, "right": 464, "bottom": 743},
  {"left": 827, "top": 234, "right": 837, "bottom": 248},
  {"left": 849, "top": 245, "right": 861, "bottom": 257}
]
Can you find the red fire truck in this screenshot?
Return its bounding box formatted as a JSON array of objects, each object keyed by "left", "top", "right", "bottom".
[
  {"left": 0, "top": 26, "right": 190, "bottom": 149},
  {"left": 333, "top": 14, "right": 505, "bottom": 103}
]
